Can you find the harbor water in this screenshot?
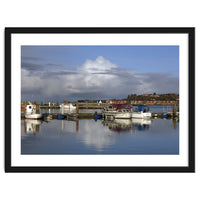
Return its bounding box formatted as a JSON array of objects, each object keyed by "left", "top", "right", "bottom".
[{"left": 21, "top": 107, "right": 179, "bottom": 155}]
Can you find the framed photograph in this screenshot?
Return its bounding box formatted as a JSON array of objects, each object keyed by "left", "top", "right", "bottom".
[{"left": 5, "top": 27, "right": 195, "bottom": 172}]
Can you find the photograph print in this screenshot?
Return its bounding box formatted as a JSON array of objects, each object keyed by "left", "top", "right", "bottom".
[{"left": 5, "top": 28, "right": 195, "bottom": 172}]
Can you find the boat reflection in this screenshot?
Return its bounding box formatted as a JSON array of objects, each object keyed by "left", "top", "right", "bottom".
[
  {"left": 132, "top": 118, "right": 152, "bottom": 131},
  {"left": 24, "top": 119, "right": 42, "bottom": 135},
  {"left": 102, "top": 118, "right": 152, "bottom": 133},
  {"left": 102, "top": 119, "right": 132, "bottom": 133},
  {"left": 60, "top": 107, "right": 76, "bottom": 114}
]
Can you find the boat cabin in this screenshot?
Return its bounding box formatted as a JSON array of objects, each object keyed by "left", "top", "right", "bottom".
[
  {"left": 131, "top": 105, "right": 150, "bottom": 113},
  {"left": 26, "top": 104, "right": 35, "bottom": 114},
  {"left": 111, "top": 104, "right": 131, "bottom": 110},
  {"left": 25, "top": 103, "right": 40, "bottom": 114}
]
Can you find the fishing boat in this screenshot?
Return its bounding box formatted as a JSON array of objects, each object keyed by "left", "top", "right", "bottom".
[
  {"left": 102, "top": 104, "right": 132, "bottom": 119},
  {"left": 60, "top": 103, "right": 76, "bottom": 109},
  {"left": 115, "top": 110, "right": 132, "bottom": 119},
  {"left": 25, "top": 102, "right": 43, "bottom": 119},
  {"left": 131, "top": 105, "right": 151, "bottom": 119}
]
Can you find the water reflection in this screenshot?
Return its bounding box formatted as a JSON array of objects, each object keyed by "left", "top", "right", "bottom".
[
  {"left": 21, "top": 117, "right": 179, "bottom": 154},
  {"left": 73, "top": 120, "right": 115, "bottom": 151},
  {"left": 24, "top": 119, "right": 42, "bottom": 135},
  {"left": 173, "top": 119, "right": 178, "bottom": 130},
  {"left": 23, "top": 117, "right": 153, "bottom": 137},
  {"left": 60, "top": 108, "right": 76, "bottom": 114},
  {"left": 102, "top": 119, "right": 132, "bottom": 133},
  {"left": 102, "top": 118, "right": 152, "bottom": 133},
  {"left": 23, "top": 117, "right": 175, "bottom": 138},
  {"left": 132, "top": 118, "right": 151, "bottom": 132},
  {"left": 60, "top": 119, "right": 79, "bottom": 132}
]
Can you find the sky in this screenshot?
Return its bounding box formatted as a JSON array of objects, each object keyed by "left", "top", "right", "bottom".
[{"left": 21, "top": 45, "right": 179, "bottom": 102}]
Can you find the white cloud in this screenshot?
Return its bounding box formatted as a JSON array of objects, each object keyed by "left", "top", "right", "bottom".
[
  {"left": 21, "top": 56, "right": 179, "bottom": 101},
  {"left": 80, "top": 56, "right": 118, "bottom": 74},
  {"left": 21, "top": 69, "right": 43, "bottom": 92},
  {"left": 78, "top": 56, "right": 120, "bottom": 91}
]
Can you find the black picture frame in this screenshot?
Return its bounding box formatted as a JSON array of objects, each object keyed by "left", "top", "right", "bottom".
[{"left": 5, "top": 27, "right": 195, "bottom": 173}]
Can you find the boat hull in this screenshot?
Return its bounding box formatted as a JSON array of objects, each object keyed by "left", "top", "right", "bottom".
[
  {"left": 60, "top": 103, "right": 76, "bottom": 109},
  {"left": 63, "top": 106, "right": 76, "bottom": 109},
  {"left": 57, "top": 115, "right": 65, "bottom": 119},
  {"left": 161, "top": 114, "right": 168, "bottom": 118},
  {"left": 25, "top": 113, "right": 43, "bottom": 119},
  {"left": 94, "top": 114, "right": 102, "bottom": 119},
  {"left": 115, "top": 112, "right": 132, "bottom": 119},
  {"left": 132, "top": 112, "right": 151, "bottom": 119},
  {"left": 103, "top": 111, "right": 131, "bottom": 119}
]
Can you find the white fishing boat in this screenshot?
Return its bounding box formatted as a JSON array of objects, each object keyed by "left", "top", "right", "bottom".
[
  {"left": 60, "top": 103, "right": 76, "bottom": 109},
  {"left": 25, "top": 102, "right": 43, "bottom": 119},
  {"left": 102, "top": 104, "right": 131, "bottom": 119},
  {"left": 131, "top": 105, "right": 151, "bottom": 119},
  {"left": 114, "top": 110, "right": 132, "bottom": 119}
]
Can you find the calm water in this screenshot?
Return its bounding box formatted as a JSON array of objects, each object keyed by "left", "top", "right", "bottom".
[{"left": 21, "top": 116, "right": 179, "bottom": 155}]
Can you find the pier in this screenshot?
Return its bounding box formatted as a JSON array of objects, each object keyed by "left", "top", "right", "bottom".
[
  {"left": 21, "top": 102, "right": 179, "bottom": 120},
  {"left": 39, "top": 102, "right": 109, "bottom": 109},
  {"left": 21, "top": 113, "right": 95, "bottom": 120},
  {"left": 21, "top": 112, "right": 179, "bottom": 120},
  {"left": 40, "top": 105, "right": 60, "bottom": 109}
]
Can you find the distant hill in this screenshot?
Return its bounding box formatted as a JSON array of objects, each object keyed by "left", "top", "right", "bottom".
[{"left": 127, "top": 93, "right": 179, "bottom": 101}]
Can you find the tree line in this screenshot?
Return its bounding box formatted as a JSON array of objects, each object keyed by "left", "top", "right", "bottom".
[{"left": 127, "top": 93, "right": 179, "bottom": 101}]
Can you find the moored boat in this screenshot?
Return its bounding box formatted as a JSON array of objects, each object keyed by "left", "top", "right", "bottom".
[
  {"left": 161, "top": 113, "right": 168, "bottom": 118},
  {"left": 60, "top": 103, "right": 76, "bottom": 109},
  {"left": 114, "top": 110, "right": 132, "bottom": 119},
  {"left": 131, "top": 105, "right": 151, "bottom": 119},
  {"left": 25, "top": 102, "right": 43, "bottom": 119},
  {"left": 94, "top": 112, "right": 102, "bottom": 119},
  {"left": 57, "top": 115, "right": 65, "bottom": 119},
  {"left": 102, "top": 104, "right": 131, "bottom": 119}
]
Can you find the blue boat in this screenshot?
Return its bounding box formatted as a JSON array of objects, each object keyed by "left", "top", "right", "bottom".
[
  {"left": 94, "top": 112, "right": 102, "bottom": 119},
  {"left": 94, "top": 114, "right": 102, "bottom": 119},
  {"left": 57, "top": 115, "right": 65, "bottom": 119},
  {"left": 131, "top": 105, "right": 151, "bottom": 119},
  {"left": 161, "top": 114, "right": 168, "bottom": 118}
]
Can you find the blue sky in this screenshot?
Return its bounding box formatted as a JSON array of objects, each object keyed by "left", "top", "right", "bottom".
[{"left": 21, "top": 45, "right": 179, "bottom": 102}]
